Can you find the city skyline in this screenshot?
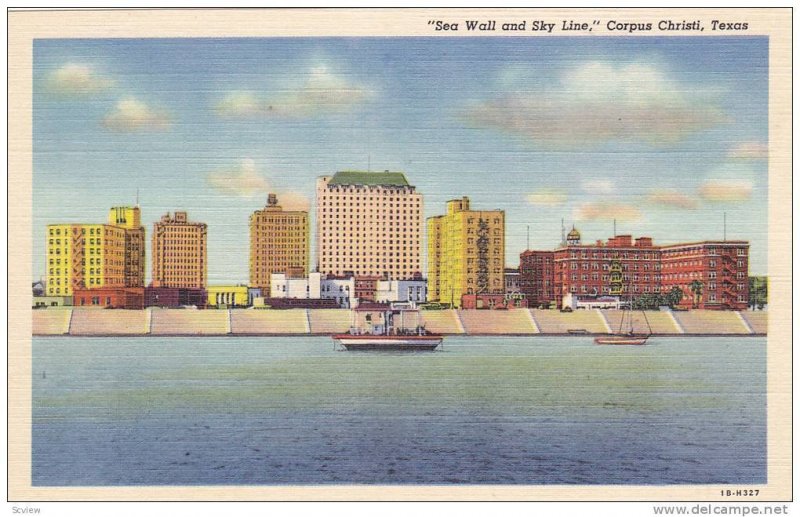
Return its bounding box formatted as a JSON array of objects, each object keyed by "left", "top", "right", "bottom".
[{"left": 33, "top": 37, "right": 768, "bottom": 283}]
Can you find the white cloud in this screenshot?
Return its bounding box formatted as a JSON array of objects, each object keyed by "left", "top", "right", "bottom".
[
  {"left": 275, "top": 191, "right": 311, "bottom": 212},
  {"left": 215, "top": 65, "right": 371, "bottom": 118},
  {"left": 466, "top": 61, "right": 726, "bottom": 148},
  {"left": 727, "top": 142, "right": 768, "bottom": 160},
  {"left": 102, "top": 97, "right": 170, "bottom": 132},
  {"left": 526, "top": 188, "right": 567, "bottom": 206},
  {"left": 206, "top": 160, "right": 311, "bottom": 210},
  {"left": 574, "top": 202, "right": 642, "bottom": 222},
  {"left": 698, "top": 180, "right": 753, "bottom": 202},
  {"left": 46, "top": 63, "right": 115, "bottom": 95},
  {"left": 647, "top": 189, "right": 699, "bottom": 209},
  {"left": 206, "top": 159, "right": 270, "bottom": 197},
  {"left": 215, "top": 91, "right": 262, "bottom": 117}
]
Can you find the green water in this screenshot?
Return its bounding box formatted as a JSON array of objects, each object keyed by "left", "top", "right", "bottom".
[{"left": 32, "top": 335, "right": 766, "bottom": 485}]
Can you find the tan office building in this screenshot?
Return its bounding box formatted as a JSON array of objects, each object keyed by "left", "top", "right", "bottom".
[
  {"left": 427, "top": 197, "right": 505, "bottom": 308},
  {"left": 151, "top": 211, "right": 207, "bottom": 289},
  {"left": 249, "top": 193, "right": 309, "bottom": 293},
  {"left": 315, "top": 171, "right": 423, "bottom": 279}
]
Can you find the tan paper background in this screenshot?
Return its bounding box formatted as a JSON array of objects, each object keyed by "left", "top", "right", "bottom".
[{"left": 8, "top": 7, "right": 792, "bottom": 501}]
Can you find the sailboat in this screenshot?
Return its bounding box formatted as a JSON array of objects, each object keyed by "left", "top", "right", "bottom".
[{"left": 594, "top": 297, "right": 652, "bottom": 346}]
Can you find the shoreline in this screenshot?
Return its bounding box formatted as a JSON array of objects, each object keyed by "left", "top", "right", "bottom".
[
  {"left": 32, "top": 307, "right": 768, "bottom": 337},
  {"left": 33, "top": 332, "right": 767, "bottom": 338}
]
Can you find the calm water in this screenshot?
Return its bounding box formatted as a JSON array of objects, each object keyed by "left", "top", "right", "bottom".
[{"left": 32, "top": 336, "right": 766, "bottom": 486}]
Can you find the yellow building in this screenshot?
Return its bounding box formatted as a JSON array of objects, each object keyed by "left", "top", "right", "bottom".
[
  {"left": 426, "top": 197, "right": 505, "bottom": 308},
  {"left": 152, "top": 211, "right": 207, "bottom": 289},
  {"left": 45, "top": 205, "right": 145, "bottom": 297},
  {"left": 108, "top": 206, "right": 146, "bottom": 287},
  {"left": 207, "top": 285, "right": 249, "bottom": 308},
  {"left": 249, "top": 193, "right": 309, "bottom": 294},
  {"left": 45, "top": 223, "right": 126, "bottom": 296}
]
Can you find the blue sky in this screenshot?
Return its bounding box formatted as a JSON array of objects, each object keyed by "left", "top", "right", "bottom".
[{"left": 33, "top": 37, "right": 769, "bottom": 283}]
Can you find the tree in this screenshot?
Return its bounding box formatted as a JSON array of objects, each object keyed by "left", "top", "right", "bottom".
[
  {"left": 689, "top": 280, "right": 704, "bottom": 309},
  {"left": 749, "top": 276, "right": 768, "bottom": 310},
  {"left": 666, "top": 286, "right": 684, "bottom": 308}
]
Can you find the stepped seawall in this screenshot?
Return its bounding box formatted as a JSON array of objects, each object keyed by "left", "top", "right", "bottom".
[{"left": 32, "top": 308, "right": 768, "bottom": 337}]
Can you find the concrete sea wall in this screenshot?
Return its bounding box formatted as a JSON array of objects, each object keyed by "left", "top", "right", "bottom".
[{"left": 32, "top": 308, "right": 768, "bottom": 337}]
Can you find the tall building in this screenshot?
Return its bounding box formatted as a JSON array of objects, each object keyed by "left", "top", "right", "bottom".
[
  {"left": 519, "top": 250, "right": 555, "bottom": 307},
  {"left": 519, "top": 228, "right": 750, "bottom": 310},
  {"left": 151, "top": 211, "right": 207, "bottom": 289},
  {"left": 45, "top": 223, "right": 126, "bottom": 296},
  {"left": 249, "top": 193, "right": 309, "bottom": 293},
  {"left": 108, "top": 206, "right": 145, "bottom": 287},
  {"left": 45, "top": 205, "right": 144, "bottom": 297},
  {"left": 315, "top": 171, "right": 423, "bottom": 279},
  {"left": 427, "top": 196, "right": 505, "bottom": 308}
]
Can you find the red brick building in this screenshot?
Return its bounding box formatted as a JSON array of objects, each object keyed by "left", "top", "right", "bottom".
[
  {"left": 144, "top": 287, "right": 207, "bottom": 308},
  {"left": 660, "top": 241, "right": 749, "bottom": 310},
  {"left": 519, "top": 250, "right": 556, "bottom": 308},
  {"left": 519, "top": 228, "right": 749, "bottom": 310},
  {"left": 461, "top": 293, "right": 528, "bottom": 310},
  {"left": 555, "top": 233, "right": 662, "bottom": 305},
  {"left": 354, "top": 276, "right": 381, "bottom": 302},
  {"left": 73, "top": 287, "right": 145, "bottom": 309}
]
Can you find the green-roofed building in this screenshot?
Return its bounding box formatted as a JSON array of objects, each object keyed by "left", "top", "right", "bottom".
[
  {"left": 316, "top": 170, "right": 424, "bottom": 282},
  {"left": 327, "top": 170, "right": 410, "bottom": 187}
]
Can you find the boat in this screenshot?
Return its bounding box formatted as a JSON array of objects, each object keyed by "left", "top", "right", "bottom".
[
  {"left": 594, "top": 298, "right": 652, "bottom": 346},
  {"left": 594, "top": 334, "right": 649, "bottom": 346},
  {"left": 333, "top": 302, "right": 443, "bottom": 351}
]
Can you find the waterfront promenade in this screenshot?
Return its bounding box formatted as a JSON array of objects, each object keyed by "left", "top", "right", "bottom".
[{"left": 32, "top": 308, "right": 768, "bottom": 337}]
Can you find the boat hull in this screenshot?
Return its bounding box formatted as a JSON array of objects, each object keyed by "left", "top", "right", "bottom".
[
  {"left": 594, "top": 335, "right": 649, "bottom": 346},
  {"left": 333, "top": 334, "right": 443, "bottom": 351}
]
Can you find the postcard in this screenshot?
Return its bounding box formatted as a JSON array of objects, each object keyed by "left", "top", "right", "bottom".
[{"left": 8, "top": 7, "right": 792, "bottom": 504}]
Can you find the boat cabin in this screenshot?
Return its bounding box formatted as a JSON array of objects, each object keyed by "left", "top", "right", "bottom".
[{"left": 349, "top": 302, "right": 426, "bottom": 336}]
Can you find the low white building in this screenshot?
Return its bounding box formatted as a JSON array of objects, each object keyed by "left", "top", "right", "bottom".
[
  {"left": 375, "top": 279, "right": 427, "bottom": 304},
  {"left": 320, "top": 277, "right": 355, "bottom": 308},
  {"left": 270, "top": 272, "right": 322, "bottom": 299},
  {"left": 563, "top": 293, "right": 622, "bottom": 310},
  {"left": 269, "top": 274, "right": 428, "bottom": 309}
]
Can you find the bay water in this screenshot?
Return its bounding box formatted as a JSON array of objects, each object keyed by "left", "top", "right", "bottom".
[{"left": 32, "top": 336, "right": 766, "bottom": 485}]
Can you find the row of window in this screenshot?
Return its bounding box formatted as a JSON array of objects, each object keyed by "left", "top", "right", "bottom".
[
  {"left": 49, "top": 227, "right": 121, "bottom": 236},
  {"left": 252, "top": 217, "right": 306, "bottom": 224},
  {"left": 319, "top": 197, "right": 420, "bottom": 205},
  {"left": 566, "top": 251, "right": 657, "bottom": 260},
  {"left": 464, "top": 268, "right": 505, "bottom": 275},
  {"left": 321, "top": 188, "right": 418, "bottom": 197},
  {"left": 320, "top": 207, "right": 421, "bottom": 214},
  {"left": 661, "top": 247, "right": 747, "bottom": 257},
  {"left": 565, "top": 273, "right": 660, "bottom": 282},
  {"left": 49, "top": 238, "right": 118, "bottom": 246}
]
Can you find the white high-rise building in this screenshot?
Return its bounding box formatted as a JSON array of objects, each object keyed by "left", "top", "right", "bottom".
[{"left": 315, "top": 171, "right": 423, "bottom": 280}]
